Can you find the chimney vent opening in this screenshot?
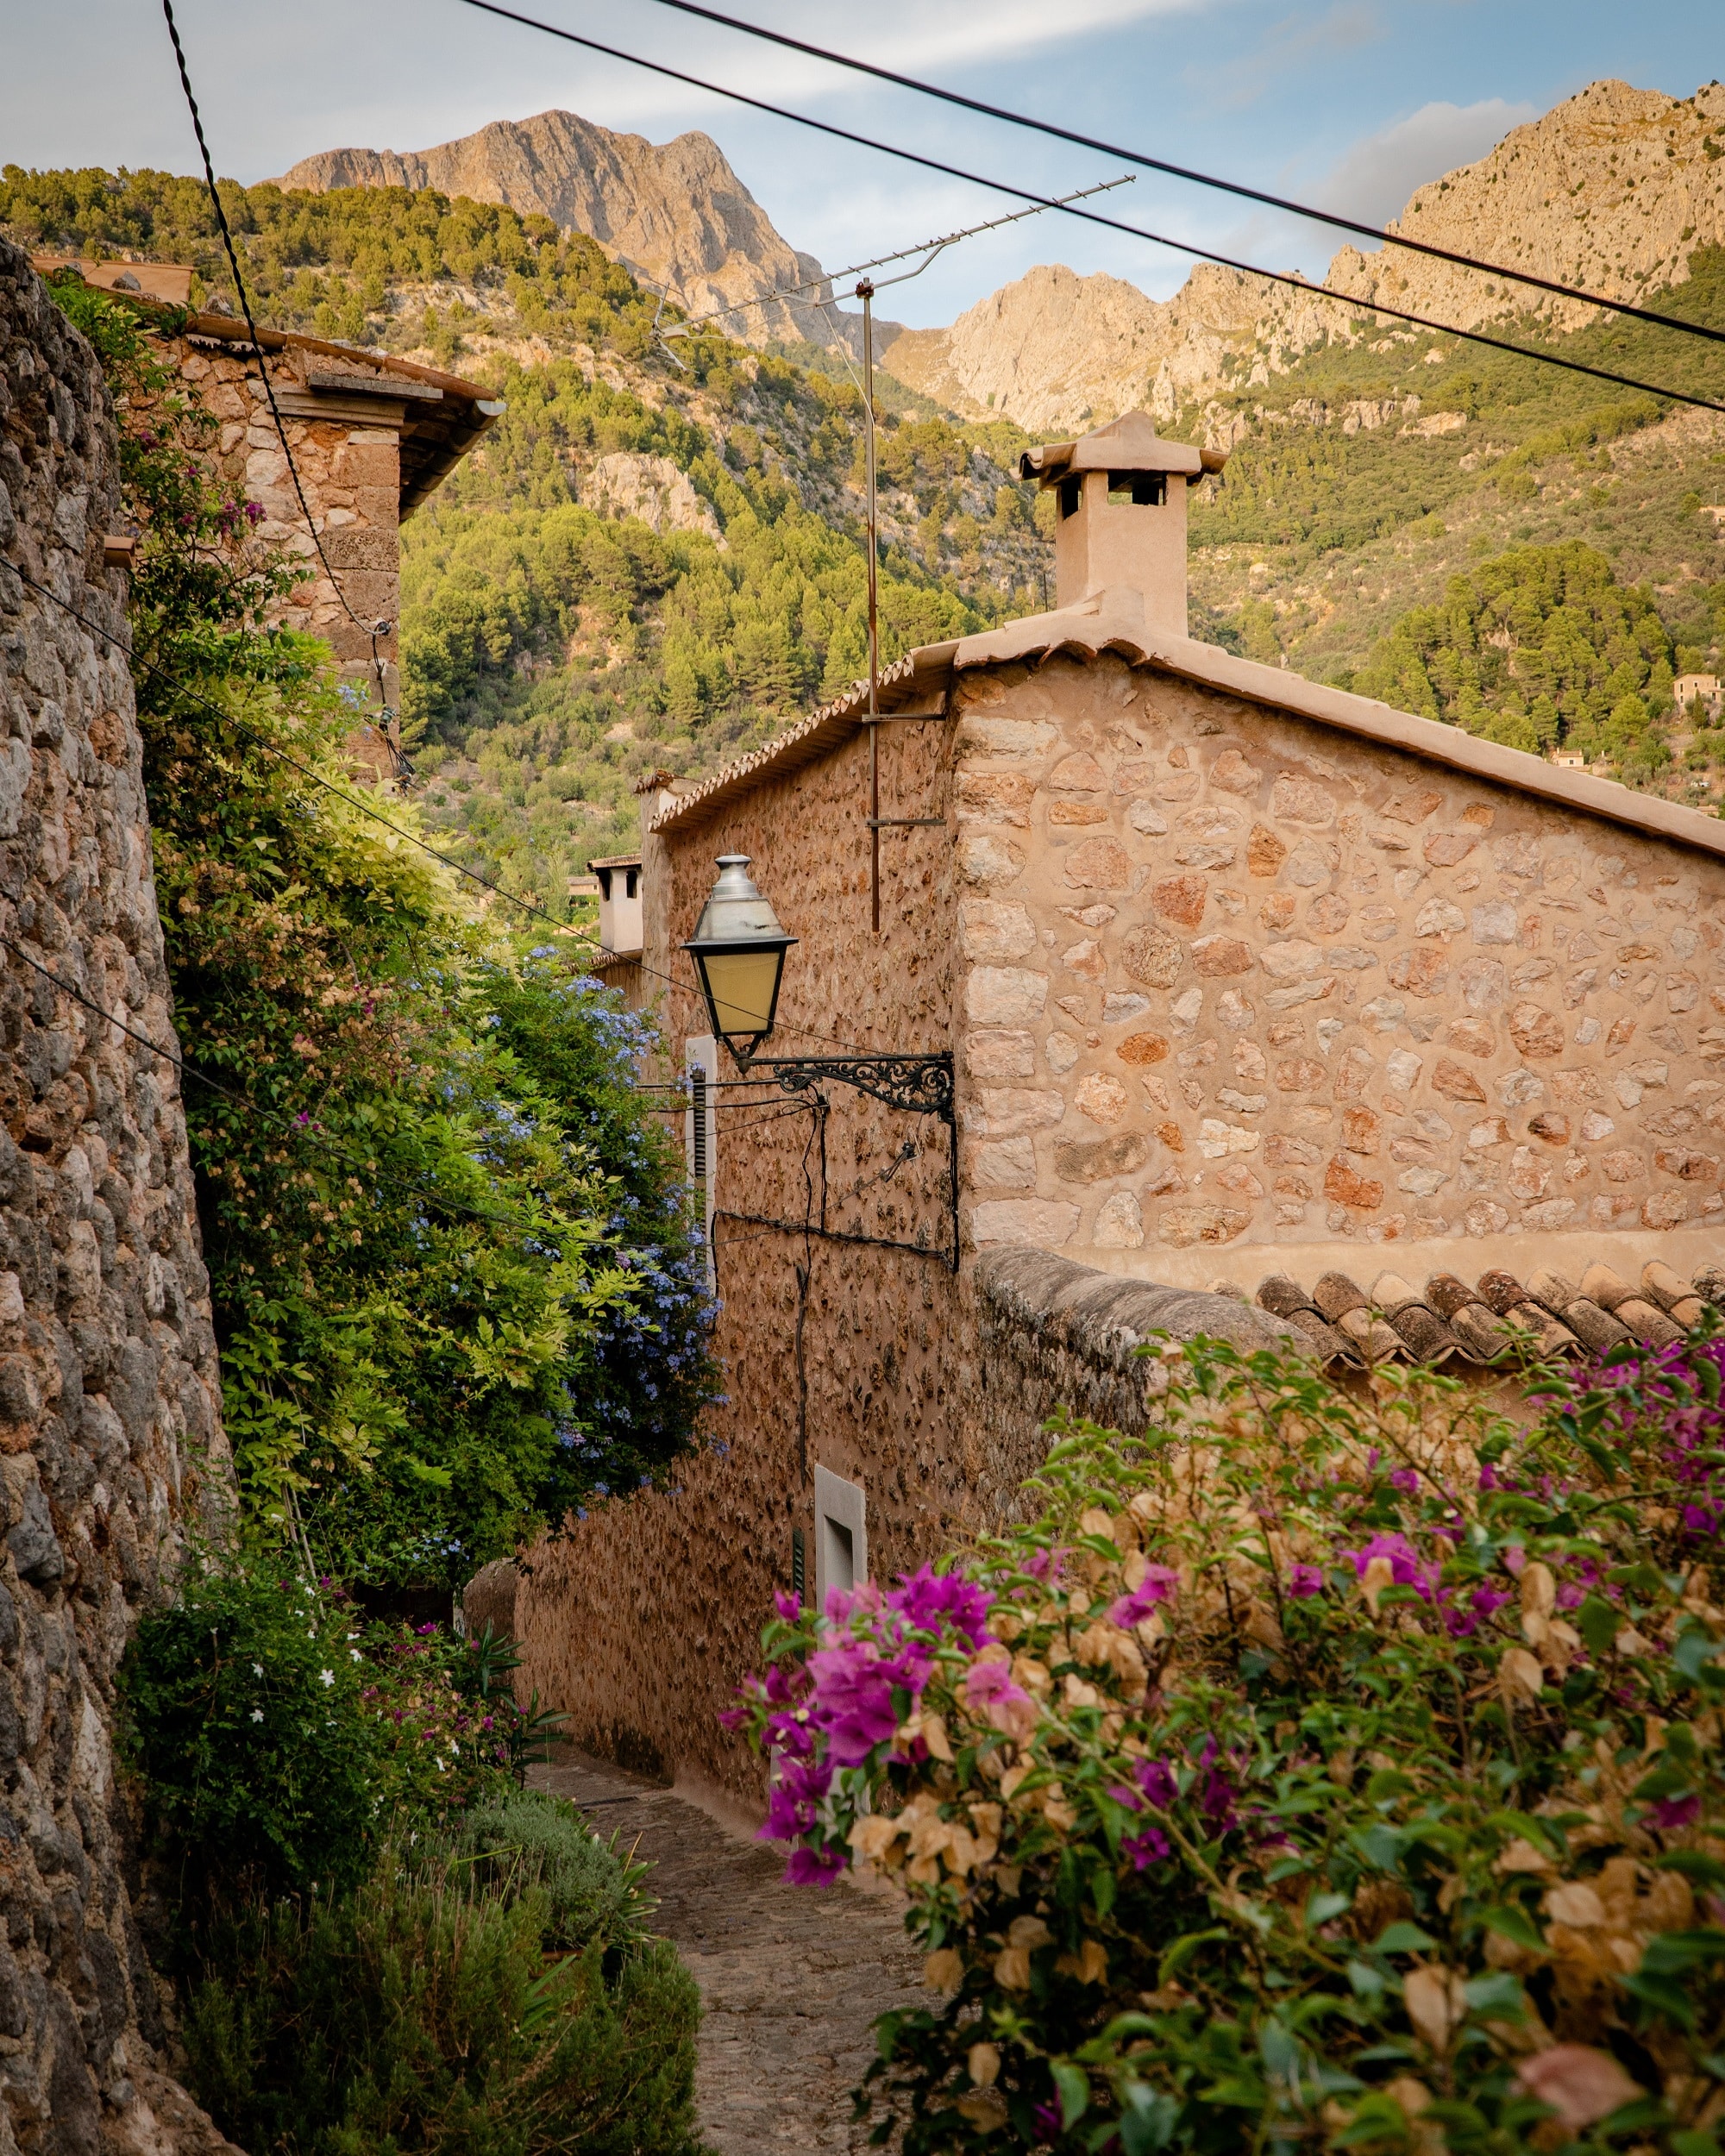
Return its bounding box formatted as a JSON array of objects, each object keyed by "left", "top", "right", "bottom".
[
  {"left": 1107, "top": 472, "right": 1167, "bottom": 507},
  {"left": 1058, "top": 474, "right": 1082, "bottom": 520}
]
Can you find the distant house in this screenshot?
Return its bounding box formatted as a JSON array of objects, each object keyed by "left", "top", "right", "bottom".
[
  {"left": 1678, "top": 673, "right": 1723, "bottom": 723},
  {"left": 511, "top": 407, "right": 1725, "bottom": 1807},
  {"left": 49, "top": 260, "right": 501, "bottom": 780}
]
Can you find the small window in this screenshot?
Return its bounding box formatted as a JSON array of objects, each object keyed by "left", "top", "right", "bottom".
[
  {"left": 1107, "top": 471, "right": 1166, "bottom": 507},
  {"left": 1058, "top": 474, "right": 1082, "bottom": 520},
  {"left": 812, "top": 1464, "right": 867, "bottom": 1611}
]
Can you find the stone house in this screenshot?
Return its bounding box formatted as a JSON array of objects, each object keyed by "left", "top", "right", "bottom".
[
  {"left": 513, "top": 409, "right": 1725, "bottom": 1807},
  {"left": 77, "top": 270, "right": 500, "bottom": 775}
]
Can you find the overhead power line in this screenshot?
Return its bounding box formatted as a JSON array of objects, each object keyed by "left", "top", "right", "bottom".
[
  {"left": 661, "top": 174, "right": 1135, "bottom": 335},
  {"left": 624, "top": 0, "right": 1725, "bottom": 354},
  {"left": 10, "top": 567, "right": 890, "bottom": 1062},
  {"left": 160, "top": 0, "right": 393, "bottom": 709},
  {"left": 449, "top": 0, "right": 1725, "bottom": 417}
]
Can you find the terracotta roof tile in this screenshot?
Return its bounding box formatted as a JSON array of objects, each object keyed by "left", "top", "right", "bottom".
[{"left": 1251, "top": 1257, "right": 1722, "bottom": 1368}]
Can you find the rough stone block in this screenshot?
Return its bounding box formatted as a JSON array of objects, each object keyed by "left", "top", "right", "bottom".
[
  {"left": 964, "top": 967, "right": 1048, "bottom": 1024},
  {"left": 971, "top": 1198, "right": 1079, "bottom": 1245}
]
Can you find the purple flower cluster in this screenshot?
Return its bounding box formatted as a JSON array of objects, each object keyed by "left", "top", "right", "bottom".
[
  {"left": 743, "top": 1563, "right": 996, "bottom": 1883},
  {"left": 1108, "top": 1565, "right": 1179, "bottom": 1628}
]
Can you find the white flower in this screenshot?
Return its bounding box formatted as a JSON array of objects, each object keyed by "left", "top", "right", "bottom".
[
  {"left": 253, "top": 1664, "right": 264, "bottom": 1677},
  {"left": 350, "top": 1649, "right": 361, "bottom": 1661},
  {"left": 319, "top": 1669, "right": 335, "bottom": 1688},
  {"left": 250, "top": 1708, "right": 263, "bottom": 1723}
]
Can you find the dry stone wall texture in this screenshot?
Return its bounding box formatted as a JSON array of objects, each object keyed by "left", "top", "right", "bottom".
[
  {"left": 950, "top": 652, "right": 1725, "bottom": 1289},
  {"left": 0, "top": 239, "right": 236, "bottom": 2156}
]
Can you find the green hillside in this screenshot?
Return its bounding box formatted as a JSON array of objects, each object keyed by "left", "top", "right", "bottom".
[
  {"left": 1, "top": 166, "right": 1052, "bottom": 901},
  {"left": 10, "top": 161, "right": 1725, "bottom": 874},
  {"left": 1182, "top": 250, "right": 1725, "bottom": 798}
]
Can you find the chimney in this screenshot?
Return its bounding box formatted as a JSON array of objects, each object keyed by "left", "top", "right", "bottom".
[
  {"left": 589, "top": 853, "right": 644, "bottom": 955},
  {"left": 1021, "top": 411, "right": 1226, "bottom": 636}
]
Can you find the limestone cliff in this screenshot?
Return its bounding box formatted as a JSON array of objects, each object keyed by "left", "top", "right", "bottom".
[
  {"left": 881, "top": 77, "right": 1725, "bottom": 431},
  {"left": 0, "top": 238, "right": 239, "bottom": 2156},
  {"left": 1332, "top": 78, "right": 1725, "bottom": 335},
  {"left": 273, "top": 108, "right": 855, "bottom": 350}
]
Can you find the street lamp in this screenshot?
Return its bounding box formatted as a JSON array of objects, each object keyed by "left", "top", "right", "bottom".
[
  {"left": 682, "top": 856, "right": 957, "bottom": 1258},
  {"left": 682, "top": 855, "right": 797, "bottom": 1062}
]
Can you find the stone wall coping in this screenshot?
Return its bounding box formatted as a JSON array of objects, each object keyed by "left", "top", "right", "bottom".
[
  {"left": 649, "top": 590, "right": 1725, "bottom": 864},
  {"left": 975, "top": 1246, "right": 1294, "bottom": 1364}
]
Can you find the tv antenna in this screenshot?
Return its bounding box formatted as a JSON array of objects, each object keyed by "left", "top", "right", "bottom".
[{"left": 657, "top": 175, "right": 1136, "bottom": 933}]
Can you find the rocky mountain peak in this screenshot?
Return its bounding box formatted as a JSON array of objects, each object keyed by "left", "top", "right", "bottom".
[
  {"left": 881, "top": 77, "right": 1725, "bottom": 433},
  {"left": 273, "top": 107, "right": 852, "bottom": 348}
]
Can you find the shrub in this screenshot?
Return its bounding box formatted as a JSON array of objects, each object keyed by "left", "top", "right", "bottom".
[
  {"left": 737, "top": 1329, "right": 1725, "bottom": 2153},
  {"left": 180, "top": 1839, "right": 704, "bottom": 2156},
  {"left": 120, "top": 1570, "right": 383, "bottom": 1903},
  {"left": 119, "top": 1574, "right": 516, "bottom": 1908},
  {"left": 460, "top": 1789, "right": 656, "bottom": 1952}
]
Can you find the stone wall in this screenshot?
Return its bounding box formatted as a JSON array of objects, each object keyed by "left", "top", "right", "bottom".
[
  {"left": 971, "top": 1247, "right": 1289, "bottom": 1494},
  {"left": 163, "top": 335, "right": 400, "bottom": 706},
  {"left": 514, "top": 714, "right": 979, "bottom": 1801},
  {"left": 950, "top": 650, "right": 1725, "bottom": 1292},
  {"left": 0, "top": 240, "right": 236, "bottom": 2156}
]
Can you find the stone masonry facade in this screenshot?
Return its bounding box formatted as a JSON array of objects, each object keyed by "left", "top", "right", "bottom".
[
  {"left": 950, "top": 649, "right": 1725, "bottom": 1292},
  {"left": 168, "top": 336, "right": 402, "bottom": 711},
  {"left": 515, "top": 715, "right": 982, "bottom": 1805},
  {"left": 0, "top": 240, "right": 236, "bottom": 2156}
]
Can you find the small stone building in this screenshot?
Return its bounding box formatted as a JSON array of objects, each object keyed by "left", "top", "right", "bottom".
[
  {"left": 516, "top": 410, "right": 1725, "bottom": 1805},
  {"left": 120, "top": 282, "right": 499, "bottom": 775}
]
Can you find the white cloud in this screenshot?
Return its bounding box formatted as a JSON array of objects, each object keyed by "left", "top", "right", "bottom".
[
  {"left": 736, "top": 0, "right": 1207, "bottom": 74},
  {"left": 1315, "top": 97, "right": 1536, "bottom": 231}
]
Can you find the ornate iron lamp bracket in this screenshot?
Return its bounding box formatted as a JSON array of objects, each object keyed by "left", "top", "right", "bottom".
[{"left": 743, "top": 1052, "right": 954, "bottom": 1123}]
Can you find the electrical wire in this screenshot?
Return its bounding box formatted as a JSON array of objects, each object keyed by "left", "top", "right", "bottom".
[
  {"left": 618, "top": 0, "right": 1725, "bottom": 354},
  {"left": 160, "top": 0, "right": 393, "bottom": 712},
  {"left": 0, "top": 926, "right": 558, "bottom": 1238},
  {"left": 10, "top": 565, "right": 896, "bottom": 1063},
  {"left": 447, "top": 0, "right": 1725, "bottom": 417}
]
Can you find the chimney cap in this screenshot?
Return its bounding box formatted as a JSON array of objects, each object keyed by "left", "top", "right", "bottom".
[{"left": 1020, "top": 410, "right": 1224, "bottom": 486}]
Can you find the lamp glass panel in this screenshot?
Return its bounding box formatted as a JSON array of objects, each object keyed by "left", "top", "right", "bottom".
[{"left": 699, "top": 946, "right": 782, "bottom": 1038}]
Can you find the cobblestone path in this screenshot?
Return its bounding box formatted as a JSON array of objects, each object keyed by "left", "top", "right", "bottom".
[{"left": 535, "top": 1752, "right": 925, "bottom": 2153}]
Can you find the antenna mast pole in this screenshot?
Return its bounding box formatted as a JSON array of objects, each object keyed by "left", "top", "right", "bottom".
[{"left": 859, "top": 276, "right": 881, "bottom": 934}]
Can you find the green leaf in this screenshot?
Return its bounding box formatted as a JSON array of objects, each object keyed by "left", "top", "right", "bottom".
[
  {"left": 1619, "top": 1970, "right": 1697, "bottom": 2032},
  {"left": 1051, "top": 2061, "right": 1090, "bottom": 2131},
  {"left": 1479, "top": 1904, "right": 1549, "bottom": 1954},
  {"left": 1307, "top": 1890, "right": 1352, "bottom": 1929},
  {"left": 1670, "top": 2134, "right": 1722, "bottom": 2156},
  {"left": 1674, "top": 1626, "right": 1725, "bottom": 1682},
  {"left": 1118, "top": 2086, "right": 1178, "bottom": 2156},
  {"left": 1640, "top": 1927, "right": 1725, "bottom": 1973},
  {"left": 1659, "top": 1850, "right": 1725, "bottom": 1889},
  {"left": 1346, "top": 1960, "right": 1386, "bottom": 2002},
  {"left": 1462, "top": 1971, "right": 1526, "bottom": 2020},
  {"left": 1372, "top": 1921, "right": 1438, "bottom": 1955},
  {"left": 1577, "top": 1594, "right": 1623, "bottom": 1658},
  {"left": 1364, "top": 1768, "right": 1415, "bottom": 1804},
  {"left": 1157, "top": 1927, "right": 1227, "bottom": 1985}
]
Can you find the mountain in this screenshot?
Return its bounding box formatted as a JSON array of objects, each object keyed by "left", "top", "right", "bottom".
[
  {"left": 881, "top": 78, "right": 1725, "bottom": 431},
  {"left": 880, "top": 260, "right": 1336, "bottom": 435},
  {"left": 273, "top": 108, "right": 858, "bottom": 350}
]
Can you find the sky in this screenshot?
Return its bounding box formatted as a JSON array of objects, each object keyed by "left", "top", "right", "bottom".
[{"left": 3, "top": 0, "right": 1722, "bottom": 328}]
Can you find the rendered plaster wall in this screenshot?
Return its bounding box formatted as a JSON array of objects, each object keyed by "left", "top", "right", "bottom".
[
  {"left": 513, "top": 717, "right": 979, "bottom": 1801},
  {"left": 950, "top": 650, "right": 1725, "bottom": 1290},
  {"left": 0, "top": 241, "right": 237, "bottom": 2156}
]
